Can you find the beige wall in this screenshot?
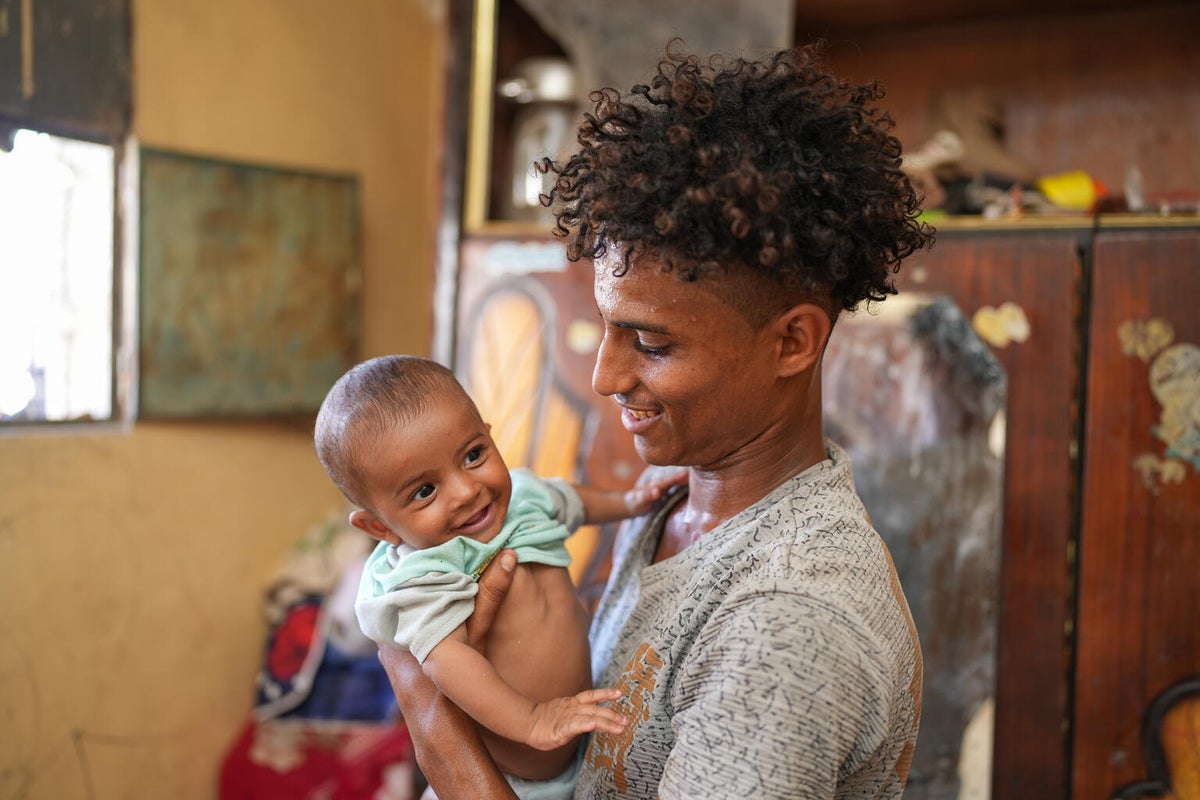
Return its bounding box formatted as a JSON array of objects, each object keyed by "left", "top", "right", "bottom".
[{"left": 0, "top": 1, "right": 445, "bottom": 797}]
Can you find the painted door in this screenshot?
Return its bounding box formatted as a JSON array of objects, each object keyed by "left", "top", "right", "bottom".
[{"left": 453, "top": 234, "right": 643, "bottom": 605}]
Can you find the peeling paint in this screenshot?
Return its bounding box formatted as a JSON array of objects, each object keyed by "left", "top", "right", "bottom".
[
  {"left": 971, "top": 301, "right": 1030, "bottom": 348},
  {"left": 1122, "top": 317, "right": 1200, "bottom": 487}
]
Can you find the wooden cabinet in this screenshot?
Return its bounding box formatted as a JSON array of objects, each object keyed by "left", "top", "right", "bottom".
[
  {"left": 1072, "top": 227, "right": 1200, "bottom": 799},
  {"left": 438, "top": 2, "right": 1200, "bottom": 796},
  {"left": 896, "top": 228, "right": 1086, "bottom": 798},
  {"left": 441, "top": 223, "right": 1200, "bottom": 799},
  {"left": 886, "top": 222, "right": 1200, "bottom": 800}
]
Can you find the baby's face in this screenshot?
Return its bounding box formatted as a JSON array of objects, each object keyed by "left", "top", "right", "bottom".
[{"left": 357, "top": 392, "right": 512, "bottom": 550}]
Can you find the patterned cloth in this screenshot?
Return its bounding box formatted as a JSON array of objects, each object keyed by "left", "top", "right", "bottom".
[{"left": 575, "top": 441, "right": 923, "bottom": 800}]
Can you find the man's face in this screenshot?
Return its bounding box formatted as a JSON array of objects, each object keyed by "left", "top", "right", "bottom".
[
  {"left": 591, "top": 250, "right": 787, "bottom": 470},
  {"left": 355, "top": 392, "right": 512, "bottom": 550}
]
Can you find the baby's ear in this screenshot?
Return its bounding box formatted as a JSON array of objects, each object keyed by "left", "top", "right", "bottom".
[{"left": 349, "top": 509, "right": 403, "bottom": 546}]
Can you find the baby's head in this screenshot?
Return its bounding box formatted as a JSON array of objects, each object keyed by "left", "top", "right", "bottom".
[{"left": 315, "top": 355, "right": 513, "bottom": 549}]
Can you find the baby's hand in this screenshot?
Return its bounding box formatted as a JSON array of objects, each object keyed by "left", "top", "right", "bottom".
[
  {"left": 623, "top": 471, "right": 687, "bottom": 515},
  {"left": 524, "top": 688, "right": 628, "bottom": 751}
]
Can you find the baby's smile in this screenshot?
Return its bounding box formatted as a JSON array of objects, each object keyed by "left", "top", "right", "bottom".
[{"left": 455, "top": 499, "right": 498, "bottom": 538}]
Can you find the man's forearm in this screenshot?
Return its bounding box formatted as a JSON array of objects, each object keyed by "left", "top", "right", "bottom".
[{"left": 380, "top": 645, "right": 517, "bottom": 799}]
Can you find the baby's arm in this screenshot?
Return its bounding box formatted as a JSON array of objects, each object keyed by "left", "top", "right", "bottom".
[
  {"left": 421, "top": 625, "right": 627, "bottom": 751},
  {"left": 573, "top": 470, "right": 687, "bottom": 525}
]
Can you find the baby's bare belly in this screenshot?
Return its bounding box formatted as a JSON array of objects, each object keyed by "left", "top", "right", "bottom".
[{"left": 482, "top": 563, "right": 593, "bottom": 779}]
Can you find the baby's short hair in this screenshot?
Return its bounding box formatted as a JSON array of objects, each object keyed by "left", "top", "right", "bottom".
[{"left": 315, "top": 355, "right": 467, "bottom": 506}]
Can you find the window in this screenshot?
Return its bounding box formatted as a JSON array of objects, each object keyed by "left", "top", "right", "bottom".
[
  {"left": 0, "top": 0, "right": 132, "bottom": 427},
  {"left": 0, "top": 127, "right": 123, "bottom": 422}
]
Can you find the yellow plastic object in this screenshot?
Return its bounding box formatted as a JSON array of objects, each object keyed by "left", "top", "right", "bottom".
[{"left": 1036, "top": 169, "right": 1100, "bottom": 211}]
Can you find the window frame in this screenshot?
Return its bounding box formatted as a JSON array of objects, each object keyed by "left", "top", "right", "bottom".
[
  {"left": 0, "top": 119, "right": 137, "bottom": 432},
  {"left": 0, "top": 0, "right": 132, "bottom": 432}
]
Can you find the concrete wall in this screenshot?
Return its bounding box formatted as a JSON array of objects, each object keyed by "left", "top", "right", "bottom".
[{"left": 0, "top": 1, "right": 445, "bottom": 796}]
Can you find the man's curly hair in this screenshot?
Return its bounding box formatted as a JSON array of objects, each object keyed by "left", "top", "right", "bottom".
[{"left": 543, "top": 42, "right": 933, "bottom": 314}]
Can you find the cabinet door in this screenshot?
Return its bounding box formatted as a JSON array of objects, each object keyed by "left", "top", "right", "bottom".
[
  {"left": 898, "top": 232, "right": 1083, "bottom": 800},
  {"left": 1073, "top": 229, "right": 1200, "bottom": 800}
]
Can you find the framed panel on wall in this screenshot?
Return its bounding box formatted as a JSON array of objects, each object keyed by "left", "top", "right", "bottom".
[{"left": 138, "top": 148, "right": 361, "bottom": 419}]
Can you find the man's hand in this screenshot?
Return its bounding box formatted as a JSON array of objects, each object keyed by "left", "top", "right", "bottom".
[
  {"left": 376, "top": 645, "right": 517, "bottom": 799},
  {"left": 376, "top": 547, "right": 520, "bottom": 800},
  {"left": 464, "top": 548, "right": 517, "bottom": 651}
]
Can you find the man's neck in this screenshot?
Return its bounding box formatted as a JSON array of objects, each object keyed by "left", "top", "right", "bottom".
[
  {"left": 653, "top": 414, "right": 827, "bottom": 562},
  {"left": 687, "top": 423, "right": 826, "bottom": 521}
]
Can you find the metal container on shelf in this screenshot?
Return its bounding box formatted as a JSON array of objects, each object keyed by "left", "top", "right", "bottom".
[{"left": 497, "top": 57, "right": 578, "bottom": 223}]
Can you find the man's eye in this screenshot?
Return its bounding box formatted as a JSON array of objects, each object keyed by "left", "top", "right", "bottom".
[
  {"left": 411, "top": 484, "right": 435, "bottom": 501},
  {"left": 634, "top": 339, "right": 669, "bottom": 356},
  {"left": 464, "top": 445, "right": 485, "bottom": 465}
]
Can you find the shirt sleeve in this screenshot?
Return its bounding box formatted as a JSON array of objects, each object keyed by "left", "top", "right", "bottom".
[
  {"left": 658, "top": 589, "right": 895, "bottom": 800},
  {"left": 354, "top": 570, "right": 478, "bottom": 663},
  {"left": 540, "top": 476, "right": 586, "bottom": 533}
]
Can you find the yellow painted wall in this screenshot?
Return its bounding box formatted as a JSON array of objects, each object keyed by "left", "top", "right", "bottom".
[{"left": 0, "top": 1, "right": 445, "bottom": 797}]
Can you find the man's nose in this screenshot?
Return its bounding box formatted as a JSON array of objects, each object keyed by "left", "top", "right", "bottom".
[{"left": 592, "top": 331, "right": 629, "bottom": 398}]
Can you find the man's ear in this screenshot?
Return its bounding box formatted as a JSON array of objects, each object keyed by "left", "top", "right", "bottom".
[
  {"left": 349, "top": 509, "right": 403, "bottom": 547},
  {"left": 774, "top": 303, "right": 833, "bottom": 378}
]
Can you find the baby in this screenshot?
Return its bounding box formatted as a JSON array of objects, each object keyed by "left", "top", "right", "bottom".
[{"left": 314, "top": 355, "right": 680, "bottom": 798}]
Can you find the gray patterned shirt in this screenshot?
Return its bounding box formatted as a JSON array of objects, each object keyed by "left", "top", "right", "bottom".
[{"left": 574, "top": 442, "right": 922, "bottom": 799}]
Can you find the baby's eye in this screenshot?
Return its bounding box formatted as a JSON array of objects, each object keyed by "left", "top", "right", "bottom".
[
  {"left": 411, "top": 483, "right": 435, "bottom": 501},
  {"left": 464, "top": 445, "right": 485, "bottom": 466}
]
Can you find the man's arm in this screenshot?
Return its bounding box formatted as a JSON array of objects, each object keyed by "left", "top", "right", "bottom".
[
  {"left": 378, "top": 550, "right": 521, "bottom": 800},
  {"left": 379, "top": 645, "right": 518, "bottom": 798}
]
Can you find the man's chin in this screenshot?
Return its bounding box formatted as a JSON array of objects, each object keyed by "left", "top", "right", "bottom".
[{"left": 634, "top": 440, "right": 677, "bottom": 468}]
